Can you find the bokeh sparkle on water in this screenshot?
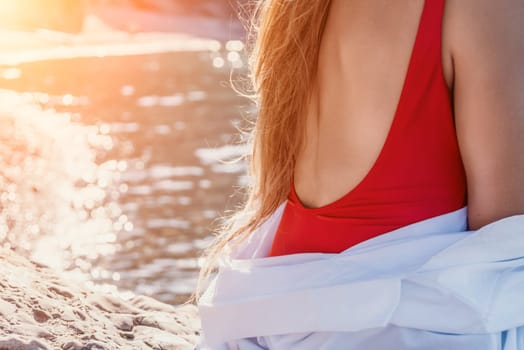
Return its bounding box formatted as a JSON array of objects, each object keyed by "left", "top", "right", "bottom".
[{"left": 0, "top": 41, "right": 250, "bottom": 305}]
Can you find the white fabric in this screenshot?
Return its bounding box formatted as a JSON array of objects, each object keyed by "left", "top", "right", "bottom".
[{"left": 197, "top": 201, "right": 524, "bottom": 349}]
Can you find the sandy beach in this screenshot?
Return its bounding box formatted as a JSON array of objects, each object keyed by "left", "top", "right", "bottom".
[{"left": 0, "top": 247, "right": 200, "bottom": 349}]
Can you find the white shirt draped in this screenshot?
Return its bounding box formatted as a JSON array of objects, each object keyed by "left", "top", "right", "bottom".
[{"left": 198, "top": 202, "right": 524, "bottom": 349}]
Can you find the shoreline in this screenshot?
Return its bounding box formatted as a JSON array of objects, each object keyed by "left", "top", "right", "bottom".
[
  {"left": 0, "top": 7, "right": 243, "bottom": 65},
  {"left": 0, "top": 29, "right": 220, "bottom": 66}
]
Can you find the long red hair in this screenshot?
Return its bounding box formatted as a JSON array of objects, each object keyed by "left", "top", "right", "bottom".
[{"left": 194, "top": 0, "right": 332, "bottom": 301}]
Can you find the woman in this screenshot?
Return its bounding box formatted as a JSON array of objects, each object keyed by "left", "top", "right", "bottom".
[{"left": 196, "top": 0, "right": 524, "bottom": 349}]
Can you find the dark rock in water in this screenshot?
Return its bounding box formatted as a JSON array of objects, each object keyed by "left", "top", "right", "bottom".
[
  {"left": 81, "top": 0, "right": 249, "bottom": 40},
  {"left": 0, "top": 248, "right": 200, "bottom": 349}
]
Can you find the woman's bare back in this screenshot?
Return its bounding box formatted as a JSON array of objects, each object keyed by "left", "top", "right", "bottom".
[
  {"left": 294, "top": 0, "right": 454, "bottom": 208},
  {"left": 295, "top": 0, "right": 524, "bottom": 230}
]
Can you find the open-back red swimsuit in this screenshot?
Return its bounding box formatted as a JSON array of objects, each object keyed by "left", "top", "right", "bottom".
[{"left": 269, "top": 0, "right": 467, "bottom": 257}]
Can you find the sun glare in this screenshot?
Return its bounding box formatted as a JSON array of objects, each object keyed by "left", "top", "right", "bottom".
[
  {"left": 0, "top": 1, "right": 87, "bottom": 34},
  {"left": 0, "top": 2, "right": 36, "bottom": 27},
  {"left": 0, "top": 0, "right": 247, "bottom": 309}
]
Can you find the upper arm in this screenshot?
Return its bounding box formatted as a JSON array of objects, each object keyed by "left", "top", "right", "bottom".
[{"left": 445, "top": 0, "right": 524, "bottom": 229}]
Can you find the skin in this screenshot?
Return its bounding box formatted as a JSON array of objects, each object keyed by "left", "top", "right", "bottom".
[{"left": 293, "top": 0, "right": 524, "bottom": 229}]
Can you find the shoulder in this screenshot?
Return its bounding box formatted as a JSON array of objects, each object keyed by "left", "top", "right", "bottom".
[
  {"left": 443, "top": 0, "right": 524, "bottom": 57},
  {"left": 442, "top": 0, "right": 524, "bottom": 229}
]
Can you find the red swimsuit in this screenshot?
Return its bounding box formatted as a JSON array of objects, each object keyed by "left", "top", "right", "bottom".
[{"left": 269, "top": 0, "right": 467, "bottom": 257}]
